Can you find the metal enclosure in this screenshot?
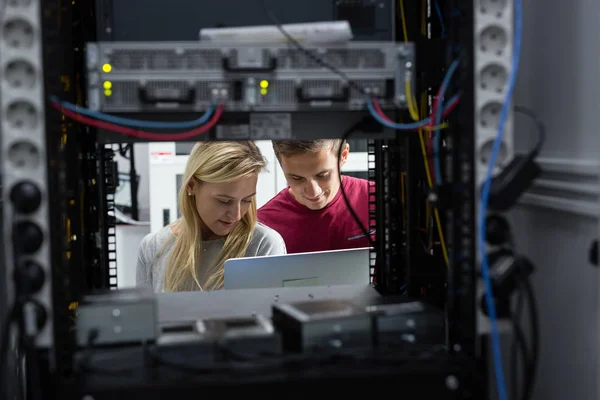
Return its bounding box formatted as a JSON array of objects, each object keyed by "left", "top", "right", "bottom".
[
  {"left": 510, "top": 0, "right": 600, "bottom": 399},
  {"left": 94, "top": 0, "right": 396, "bottom": 42},
  {"left": 84, "top": 41, "right": 414, "bottom": 114}
]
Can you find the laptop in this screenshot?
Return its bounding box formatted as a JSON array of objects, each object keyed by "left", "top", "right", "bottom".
[{"left": 223, "top": 247, "right": 371, "bottom": 290}]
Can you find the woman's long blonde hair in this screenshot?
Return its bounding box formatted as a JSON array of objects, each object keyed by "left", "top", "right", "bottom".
[{"left": 163, "top": 141, "right": 266, "bottom": 292}]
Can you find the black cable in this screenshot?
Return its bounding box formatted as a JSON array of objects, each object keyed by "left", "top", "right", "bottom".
[
  {"left": 521, "top": 277, "right": 539, "bottom": 400},
  {"left": 501, "top": 223, "right": 538, "bottom": 400},
  {"left": 514, "top": 105, "right": 546, "bottom": 158},
  {"left": 145, "top": 345, "right": 228, "bottom": 374},
  {"left": 10, "top": 298, "right": 46, "bottom": 400},
  {"left": 510, "top": 285, "right": 523, "bottom": 400},
  {"left": 0, "top": 304, "right": 16, "bottom": 400},
  {"left": 118, "top": 144, "right": 131, "bottom": 159},
  {"left": 337, "top": 119, "right": 375, "bottom": 248},
  {"left": 1, "top": 216, "right": 23, "bottom": 399},
  {"left": 512, "top": 321, "right": 531, "bottom": 400},
  {"left": 22, "top": 336, "right": 42, "bottom": 400},
  {"left": 511, "top": 285, "right": 531, "bottom": 400},
  {"left": 218, "top": 345, "right": 359, "bottom": 366},
  {"left": 128, "top": 145, "right": 140, "bottom": 220},
  {"left": 146, "top": 343, "right": 416, "bottom": 377},
  {"left": 258, "top": 0, "right": 382, "bottom": 99}
]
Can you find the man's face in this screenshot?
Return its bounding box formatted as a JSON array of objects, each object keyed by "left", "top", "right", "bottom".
[{"left": 280, "top": 145, "right": 349, "bottom": 210}]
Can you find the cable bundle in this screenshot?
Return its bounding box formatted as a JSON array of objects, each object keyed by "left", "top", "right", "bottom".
[{"left": 49, "top": 96, "right": 224, "bottom": 141}]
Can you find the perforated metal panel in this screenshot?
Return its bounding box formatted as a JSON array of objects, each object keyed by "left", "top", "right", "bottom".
[{"left": 85, "top": 41, "right": 414, "bottom": 114}]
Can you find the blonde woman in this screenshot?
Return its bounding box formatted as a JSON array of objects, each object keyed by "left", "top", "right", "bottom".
[{"left": 136, "top": 141, "right": 286, "bottom": 292}]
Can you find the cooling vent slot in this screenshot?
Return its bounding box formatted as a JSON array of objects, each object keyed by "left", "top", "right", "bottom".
[
  {"left": 277, "top": 48, "right": 386, "bottom": 69},
  {"left": 108, "top": 49, "right": 223, "bottom": 71}
]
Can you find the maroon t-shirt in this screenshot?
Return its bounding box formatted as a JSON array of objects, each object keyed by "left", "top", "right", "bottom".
[{"left": 257, "top": 176, "right": 373, "bottom": 254}]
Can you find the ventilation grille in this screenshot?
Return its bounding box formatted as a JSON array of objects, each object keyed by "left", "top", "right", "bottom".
[
  {"left": 108, "top": 49, "right": 223, "bottom": 71},
  {"left": 277, "top": 48, "right": 386, "bottom": 69},
  {"left": 104, "top": 48, "right": 387, "bottom": 72}
]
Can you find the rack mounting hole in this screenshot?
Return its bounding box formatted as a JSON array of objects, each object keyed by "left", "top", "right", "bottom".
[
  {"left": 3, "top": 19, "right": 35, "bottom": 49},
  {"left": 8, "top": 141, "right": 40, "bottom": 170}
]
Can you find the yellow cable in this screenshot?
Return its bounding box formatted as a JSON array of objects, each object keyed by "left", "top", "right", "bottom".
[
  {"left": 416, "top": 95, "right": 450, "bottom": 265},
  {"left": 415, "top": 97, "right": 449, "bottom": 265},
  {"left": 421, "top": 0, "right": 427, "bottom": 36},
  {"left": 400, "top": 0, "right": 450, "bottom": 267},
  {"left": 405, "top": 79, "right": 421, "bottom": 121},
  {"left": 434, "top": 210, "right": 449, "bottom": 264},
  {"left": 421, "top": 92, "right": 435, "bottom": 253},
  {"left": 417, "top": 132, "right": 433, "bottom": 187},
  {"left": 404, "top": 80, "right": 449, "bottom": 130},
  {"left": 400, "top": 0, "right": 447, "bottom": 133},
  {"left": 382, "top": 78, "right": 447, "bottom": 130},
  {"left": 418, "top": 131, "right": 449, "bottom": 266},
  {"left": 426, "top": 123, "right": 448, "bottom": 131},
  {"left": 399, "top": 0, "right": 409, "bottom": 42},
  {"left": 400, "top": 0, "right": 421, "bottom": 122}
]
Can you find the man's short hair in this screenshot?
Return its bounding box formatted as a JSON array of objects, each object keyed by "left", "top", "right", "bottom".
[{"left": 272, "top": 139, "right": 346, "bottom": 160}]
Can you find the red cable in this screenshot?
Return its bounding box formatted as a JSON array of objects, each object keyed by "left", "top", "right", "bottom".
[
  {"left": 438, "top": 95, "right": 459, "bottom": 116},
  {"left": 428, "top": 88, "right": 450, "bottom": 183},
  {"left": 52, "top": 97, "right": 459, "bottom": 142},
  {"left": 51, "top": 102, "right": 224, "bottom": 141},
  {"left": 371, "top": 95, "right": 460, "bottom": 184},
  {"left": 429, "top": 94, "right": 443, "bottom": 131},
  {"left": 371, "top": 96, "right": 459, "bottom": 128}
]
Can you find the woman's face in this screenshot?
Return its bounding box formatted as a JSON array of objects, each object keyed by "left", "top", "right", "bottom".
[{"left": 187, "top": 175, "right": 258, "bottom": 239}]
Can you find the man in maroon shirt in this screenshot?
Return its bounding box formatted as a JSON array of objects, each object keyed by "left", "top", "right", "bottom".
[{"left": 257, "top": 139, "right": 374, "bottom": 254}]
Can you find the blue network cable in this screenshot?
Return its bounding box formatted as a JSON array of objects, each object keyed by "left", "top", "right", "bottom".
[
  {"left": 49, "top": 96, "right": 215, "bottom": 129},
  {"left": 479, "top": 0, "right": 523, "bottom": 399},
  {"left": 433, "top": 59, "right": 461, "bottom": 186},
  {"left": 434, "top": 0, "right": 446, "bottom": 37},
  {"left": 367, "top": 93, "right": 460, "bottom": 131}
]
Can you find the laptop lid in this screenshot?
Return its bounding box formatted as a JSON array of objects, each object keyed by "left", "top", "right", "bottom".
[{"left": 223, "top": 247, "right": 371, "bottom": 290}]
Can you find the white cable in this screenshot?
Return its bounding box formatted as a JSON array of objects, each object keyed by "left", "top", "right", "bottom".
[{"left": 111, "top": 208, "right": 150, "bottom": 226}]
